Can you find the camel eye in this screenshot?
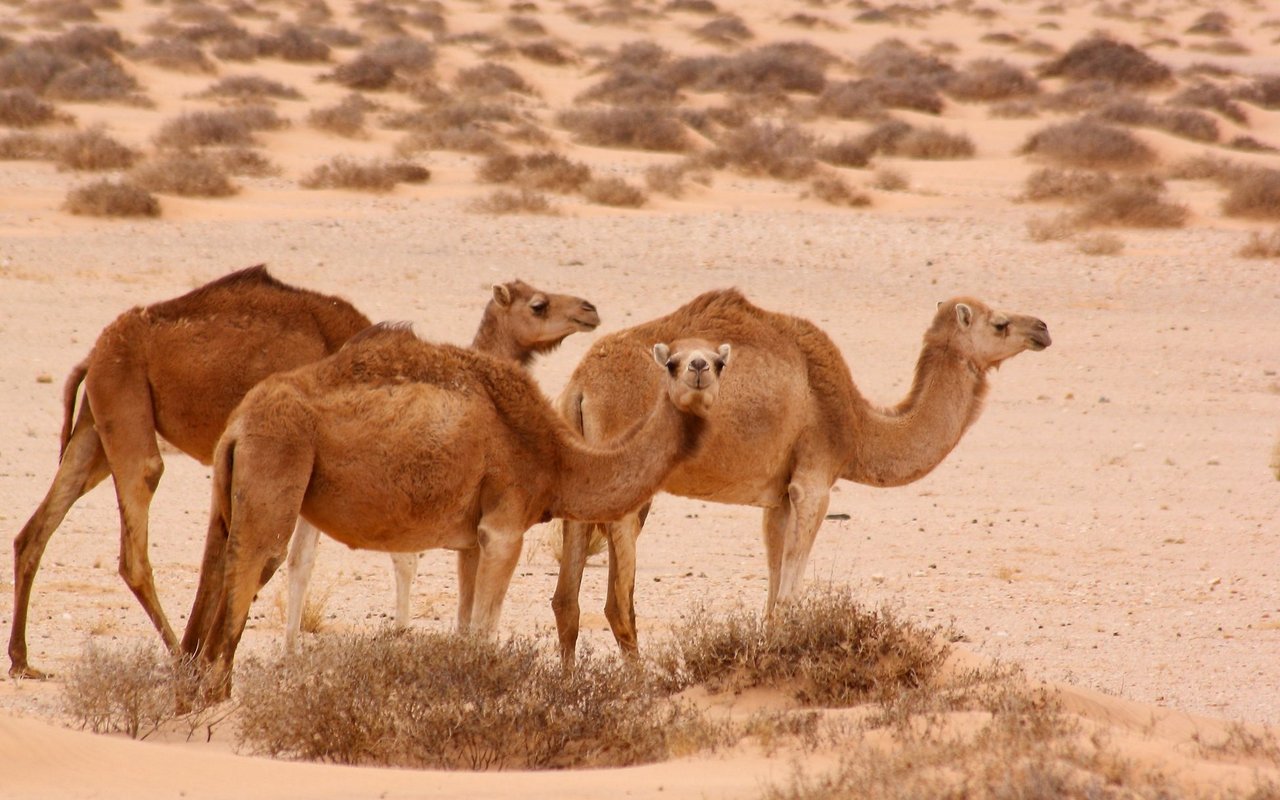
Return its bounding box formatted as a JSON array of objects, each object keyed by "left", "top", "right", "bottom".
[
  {"left": 666, "top": 360, "right": 677, "bottom": 376},
  {"left": 530, "top": 300, "right": 548, "bottom": 316},
  {"left": 994, "top": 320, "right": 1009, "bottom": 333}
]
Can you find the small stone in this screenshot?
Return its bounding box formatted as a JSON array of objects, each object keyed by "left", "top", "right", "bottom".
[
  {"left": 871, "top": 574, "right": 886, "bottom": 584},
  {"left": 36, "top": 373, "right": 52, "bottom": 384}
]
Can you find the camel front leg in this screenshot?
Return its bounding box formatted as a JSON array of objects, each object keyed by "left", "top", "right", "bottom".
[
  {"left": 391, "top": 551, "right": 419, "bottom": 628},
  {"left": 283, "top": 518, "right": 321, "bottom": 653},
  {"left": 455, "top": 547, "right": 479, "bottom": 633},
  {"left": 773, "top": 480, "right": 831, "bottom": 609},
  {"left": 467, "top": 526, "right": 524, "bottom": 637},
  {"left": 551, "top": 520, "right": 591, "bottom": 666},
  {"left": 603, "top": 515, "right": 643, "bottom": 659}
]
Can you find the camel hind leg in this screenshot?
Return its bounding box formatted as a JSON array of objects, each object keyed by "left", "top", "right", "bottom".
[
  {"left": 762, "top": 478, "right": 831, "bottom": 615},
  {"left": 9, "top": 410, "right": 110, "bottom": 679},
  {"left": 391, "top": 552, "right": 419, "bottom": 629},
  {"left": 283, "top": 518, "right": 321, "bottom": 653}
]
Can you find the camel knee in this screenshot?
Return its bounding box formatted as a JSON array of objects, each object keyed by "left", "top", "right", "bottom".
[{"left": 141, "top": 455, "right": 164, "bottom": 494}]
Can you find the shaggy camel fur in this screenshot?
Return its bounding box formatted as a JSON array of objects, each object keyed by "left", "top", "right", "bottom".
[
  {"left": 284, "top": 280, "right": 599, "bottom": 650},
  {"left": 9, "top": 266, "right": 597, "bottom": 678},
  {"left": 550, "top": 291, "right": 1050, "bottom": 663},
  {"left": 180, "top": 325, "right": 729, "bottom": 695}
]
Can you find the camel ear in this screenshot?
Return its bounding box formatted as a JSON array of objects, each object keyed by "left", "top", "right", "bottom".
[
  {"left": 492, "top": 284, "right": 513, "bottom": 307},
  {"left": 955, "top": 303, "right": 973, "bottom": 329},
  {"left": 652, "top": 343, "right": 671, "bottom": 367},
  {"left": 717, "top": 343, "right": 731, "bottom": 365}
]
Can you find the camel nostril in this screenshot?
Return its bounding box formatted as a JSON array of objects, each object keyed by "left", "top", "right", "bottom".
[
  {"left": 581, "top": 302, "right": 597, "bottom": 313},
  {"left": 1034, "top": 319, "right": 1048, "bottom": 331},
  {"left": 689, "top": 358, "right": 707, "bottom": 372}
]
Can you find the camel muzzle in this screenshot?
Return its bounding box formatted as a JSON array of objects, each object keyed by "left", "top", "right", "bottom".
[{"left": 1028, "top": 320, "right": 1051, "bottom": 351}]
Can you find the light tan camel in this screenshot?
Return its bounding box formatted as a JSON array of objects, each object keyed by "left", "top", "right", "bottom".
[
  {"left": 180, "top": 325, "right": 729, "bottom": 696},
  {"left": 283, "top": 280, "right": 599, "bottom": 650},
  {"left": 9, "top": 266, "right": 598, "bottom": 679},
  {"left": 550, "top": 291, "right": 1050, "bottom": 664}
]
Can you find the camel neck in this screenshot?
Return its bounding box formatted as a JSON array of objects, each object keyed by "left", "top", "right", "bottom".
[
  {"left": 552, "top": 397, "right": 705, "bottom": 521},
  {"left": 840, "top": 341, "right": 989, "bottom": 487},
  {"left": 471, "top": 307, "right": 534, "bottom": 367}
]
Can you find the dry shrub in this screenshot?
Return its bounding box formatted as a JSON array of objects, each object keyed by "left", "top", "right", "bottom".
[
  {"left": 1090, "top": 98, "right": 1218, "bottom": 143},
  {"left": 56, "top": 127, "right": 138, "bottom": 170},
  {"left": 478, "top": 151, "right": 592, "bottom": 193},
  {"left": 208, "top": 146, "right": 278, "bottom": 176},
  {"left": 258, "top": 26, "right": 331, "bottom": 63},
  {"left": 989, "top": 99, "right": 1038, "bottom": 118},
  {"left": 807, "top": 174, "right": 870, "bottom": 207},
  {"left": 944, "top": 58, "right": 1039, "bottom": 102},
  {"left": 1239, "top": 230, "right": 1280, "bottom": 258},
  {"left": 236, "top": 629, "right": 717, "bottom": 769},
  {"left": 694, "top": 15, "right": 752, "bottom": 46},
  {"left": 199, "top": 74, "right": 303, "bottom": 102},
  {"left": 557, "top": 106, "right": 689, "bottom": 152},
  {"left": 1072, "top": 182, "right": 1188, "bottom": 228},
  {"left": 471, "top": 187, "right": 556, "bottom": 214},
  {"left": 702, "top": 121, "right": 817, "bottom": 181},
  {"left": 644, "top": 161, "right": 709, "bottom": 197},
  {"left": 1077, "top": 232, "right": 1123, "bottom": 255},
  {"left": 1165, "top": 153, "right": 1241, "bottom": 183},
  {"left": 1173, "top": 82, "right": 1247, "bottom": 124},
  {"left": 873, "top": 167, "right": 908, "bottom": 191},
  {"left": 654, "top": 586, "right": 947, "bottom": 706},
  {"left": 300, "top": 156, "right": 429, "bottom": 191},
  {"left": 581, "top": 176, "right": 647, "bottom": 207},
  {"left": 1187, "top": 10, "right": 1231, "bottom": 36},
  {"left": 64, "top": 178, "right": 159, "bottom": 217},
  {"left": 128, "top": 38, "right": 215, "bottom": 73},
  {"left": 1191, "top": 40, "right": 1249, "bottom": 57},
  {"left": 816, "top": 137, "right": 872, "bottom": 168},
  {"left": 856, "top": 39, "right": 954, "bottom": 84},
  {"left": 153, "top": 107, "right": 283, "bottom": 148},
  {"left": 43, "top": 25, "right": 129, "bottom": 61},
  {"left": 386, "top": 100, "right": 517, "bottom": 155},
  {"left": 455, "top": 62, "right": 534, "bottom": 96},
  {"left": 1037, "top": 80, "right": 1113, "bottom": 113},
  {"left": 1020, "top": 119, "right": 1156, "bottom": 170},
  {"left": 308, "top": 94, "right": 371, "bottom": 137},
  {"left": 666, "top": 0, "right": 718, "bottom": 13},
  {"left": 505, "top": 15, "right": 546, "bottom": 36},
  {"left": 1235, "top": 75, "right": 1280, "bottom": 110},
  {"left": 44, "top": 59, "right": 142, "bottom": 104},
  {"left": 1221, "top": 168, "right": 1280, "bottom": 220},
  {"left": 1026, "top": 214, "right": 1073, "bottom": 241},
  {"left": 1020, "top": 167, "right": 1113, "bottom": 202},
  {"left": 816, "top": 77, "right": 942, "bottom": 118},
  {"left": 890, "top": 126, "right": 975, "bottom": 159},
  {"left": 1229, "top": 136, "right": 1278, "bottom": 154},
  {"left": 0, "top": 88, "right": 70, "bottom": 127},
  {"left": 858, "top": 119, "right": 912, "bottom": 155},
  {"left": 518, "top": 41, "right": 572, "bottom": 66},
  {"left": 665, "top": 42, "right": 831, "bottom": 95},
  {"left": 62, "top": 642, "right": 197, "bottom": 738},
  {"left": 1039, "top": 35, "right": 1172, "bottom": 89},
  {"left": 0, "top": 131, "right": 58, "bottom": 160},
  {"left": 578, "top": 66, "right": 680, "bottom": 106},
  {"left": 130, "top": 153, "right": 237, "bottom": 196}
]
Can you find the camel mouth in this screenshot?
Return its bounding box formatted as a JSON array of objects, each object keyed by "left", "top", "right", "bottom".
[
  {"left": 1027, "top": 331, "right": 1051, "bottom": 350},
  {"left": 572, "top": 317, "right": 600, "bottom": 331}
]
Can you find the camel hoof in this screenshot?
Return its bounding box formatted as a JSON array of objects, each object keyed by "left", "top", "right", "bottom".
[{"left": 9, "top": 663, "right": 51, "bottom": 681}]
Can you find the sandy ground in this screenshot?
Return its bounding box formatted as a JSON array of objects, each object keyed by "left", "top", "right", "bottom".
[{"left": 1, "top": 0, "right": 1278, "bottom": 795}]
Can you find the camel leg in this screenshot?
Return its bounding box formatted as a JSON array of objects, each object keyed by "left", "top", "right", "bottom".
[
  {"left": 769, "top": 481, "right": 831, "bottom": 613},
  {"left": 180, "top": 495, "right": 232, "bottom": 660},
  {"left": 9, "top": 413, "right": 110, "bottom": 679},
  {"left": 603, "top": 515, "right": 643, "bottom": 660},
  {"left": 467, "top": 524, "right": 524, "bottom": 637},
  {"left": 391, "top": 551, "right": 419, "bottom": 629},
  {"left": 455, "top": 547, "right": 479, "bottom": 633},
  {"left": 550, "top": 520, "right": 591, "bottom": 666},
  {"left": 283, "top": 518, "right": 321, "bottom": 653}
]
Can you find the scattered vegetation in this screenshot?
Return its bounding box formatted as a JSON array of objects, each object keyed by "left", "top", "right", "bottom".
[
  {"left": 198, "top": 74, "right": 304, "bottom": 102},
  {"left": 1020, "top": 119, "right": 1156, "bottom": 170},
  {"left": 1026, "top": 214, "right": 1073, "bottom": 242},
  {"left": 1090, "top": 97, "right": 1218, "bottom": 143},
  {"left": 807, "top": 173, "right": 871, "bottom": 207},
  {"left": 63, "top": 178, "right": 160, "bottom": 217},
  {"left": 1173, "top": 82, "right": 1247, "bottom": 124},
  {"left": 307, "top": 93, "right": 372, "bottom": 137},
  {"left": 478, "top": 151, "right": 592, "bottom": 193},
  {"left": 0, "top": 88, "right": 70, "bottom": 127},
  {"left": 1220, "top": 168, "right": 1280, "bottom": 220},
  {"left": 62, "top": 642, "right": 194, "bottom": 739},
  {"left": 581, "top": 176, "right": 647, "bottom": 207},
  {"left": 694, "top": 15, "right": 753, "bottom": 47},
  {"left": 944, "top": 58, "right": 1039, "bottom": 102},
  {"left": 1039, "top": 35, "right": 1173, "bottom": 88},
  {"left": 873, "top": 167, "right": 909, "bottom": 191},
  {"left": 665, "top": 42, "right": 832, "bottom": 95},
  {"left": 1239, "top": 229, "right": 1280, "bottom": 259},
  {"left": 557, "top": 105, "right": 689, "bottom": 152},
  {"left": 1020, "top": 167, "right": 1114, "bottom": 202},
  {"left": 455, "top": 62, "right": 535, "bottom": 96},
  {"left": 0, "top": 131, "right": 59, "bottom": 161},
  {"left": 888, "top": 126, "right": 975, "bottom": 160},
  {"left": 470, "top": 187, "right": 557, "bottom": 214},
  {"left": 816, "top": 77, "right": 943, "bottom": 118},
  {"left": 55, "top": 127, "right": 139, "bottom": 171},
  {"left": 128, "top": 38, "right": 215, "bottom": 73},
  {"left": 700, "top": 121, "right": 817, "bottom": 181},
  {"left": 129, "top": 154, "right": 238, "bottom": 197},
  {"left": 1076, "top": 232, "right": 1123, "bottom": 255},
  {"left": 153, "top": 107, "right": 285, "bottom": 149},
  {"left": 300, "top": 156, "right": 430, "bottom": 192}
]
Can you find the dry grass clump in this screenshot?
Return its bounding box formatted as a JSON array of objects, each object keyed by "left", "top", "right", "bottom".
[
  {"left": 807, "top": 174, "right": 871, "bottom": 208},
  {"left": 1235, "top": 75, "right": 1280, "bottom": 110},
  {"left": 478, "top": 150, "right": 592, "bottom": 193},
  {"left": 198, "top": 74, "right": 304, "bottom": 102},
  {"left": 557, "top": 105, "right": 689, "bottom": 152},
  {"left": 700, "top": 121, "right": 817, "bottom": 181},
  {"left": 581, "top": 176, "right": 647, "bottom": 207},
  {"left": 326, "top": 36, "right": 436, "bottom": 90},
  {"left": 694, "top": 15, "right": 753, "bottom": 47},
  {"left": 1228, "top": 136, "right": 1278, "bottom": 154},
  {"left": 1220, "top": 168, "right": 1280, "bottom": 220},
  {"left": 1020, "top": 167, "right": 1114, "bottom": 202},
  {"left": 505, "top": 14, "right": 547, "bottom": 36},
  {"left": 1173, "top": 82, "right": 1247, "bottom": 124},
  {"left": 578, "top": 41, "right": 680, "bottom": 106},
  {"left": 1020, "top": 119, "right": 1156, "bottom": 170},
  {"left": 0, "top": 131, "right": 59, "bottom": 160},
  {"left": 856, "top": 39, "right": 954, "bottom": 85},
  {"left": 988, "top": 99, "right": 1038, "bottom": 118},
  {"left": 0, "top": 88, "right": 71, "bottom": 127},
  {"left": 236, "top": 629, "right": 717, "bottom": 769},
  {"left": 55, "top": 127, "right": 138, "bottom": 170},
  {"left": 644, "top": 161, "right": 711, "bottom": 197},
  {"left": 388, "top": 99, "right": 533, "bottom": 155},
  {"left": 207, "top": 146, "right": 278, "bottom": 176},
  {"left": 0, "top": 38, "right": 142, "bottom": 103},
  {"left": 944, "top": 58, "right": 1039, "bottom": 102},
  {"left": 153, "top": 107, "right": 284, "bottom": 149},
  {"left": 665, "top": 42, "right": 832, "bottom": 95},
  {"left": 1239, "top": 229, "right": 1280, "bottom": 258},
  {"left": 44, "top": 60, "right": 142, "bottom": 103},
  {"left": 455, "top": 62, "right": 534, "bottom": 96},
  {"left": 307, "top": 93, "right": 371, "bottom": 137},
  {"left": 1186, "top": 10, "right": 1231, "bottom": 37},
  {"left": 471, "top": 187, "right": 557, "bottom": 214},
  {"left": 63, "top": 178, "right": 159, "bottom": 217},
  {"left": 257, "top": 26, "right": 331, "bottom": 63},
  {"left": 1076, "top": 232, "right": 1124, "bottom": 255},
  {"left": 62, "top": 642, "right": 196, "bottom": 738},
  {"left": 816, "top": 136, "right": 872, "bottom": 168},
  {"left": 873, "top": 167, "right": 908, "bottom": 191},
  {"left": 654, "top": 586, "right": 948, "bottom": 706},
  {"left": 666, "top": 0, "right": 718, "bottom": 13},
  {"left": 1026, "top": 213, "right": 1073, "bottom": 241},
  {"left": 816, "top": 77, "right": 942, "bottom": 118},
  {"left": 300, "top": 155, "right": 429, "bottom": 192},
  {"left": 127, "top": 38, "right": 215, "bottom": 73},
  {"left": 129, "top": 153, "right": 237, "bottom": 197},
  {"left": 889, "top": 126, "right": 975, "bottom": 159},
  {"left": 517, "top": 41, "right": 573, "bottom": 66},
  {"left": 1072, "top": 181, "right": 1188, "bottom": 228},
  {"left": 1090, "top": 97, "right": 1218, "bottom": 143},
  {"left": 1039, "top": 35, "right": 1172, "bottom": 89}
]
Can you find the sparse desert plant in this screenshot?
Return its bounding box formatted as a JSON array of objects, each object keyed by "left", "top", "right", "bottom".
[
  {"left": 858, "top": 119, "right": 912, "bottom": 155},
  {"left": 62, "top": 642, "right": 184, "bottom": 739},
  {"left": 300, "top": 156, "right": 430, "bottom": 191},
  {"left": 889, "top": 126, "right": 975, "bottom": 159},
  {"left": 654, "top": 586, "right": 948, "bottom": 706},
  {"left": 644, "top": 161, "right": 708, "bottom": 197},
  {"left": 43, "top": 59, "right": 143, "bottom": 104},
  {"left": 63, "top": 178, "right": 159, "bottom": 217},
  {"left": 1020, "top": 167, "right": 1114, "bottom": 202},
  {"left": 665, "top": 42, "right": 830, "bottom": 95},
  {"left": 236, "top": 629, "right": 717, "bottom": 769},
  {"left": 44, "top": 25, "right": 129, "bottom": 61},
  {"left": 1026, "top": 213, "right": 1073, "bottom": 241},
  {"left": 206, "top": 146, "right": 278, "bottom": 176},
  {"left": 989, "top": 99, "right": 1038, "bottom": 118},
  {"left": 1077, "top": 232, "right": 1123, "bottom": 255},
  {"left": 455, "top": 62, "right": 534, "bottom": 96},
  {"left": 505, "top": 14, "right": 546, "bottom": 36},
  {"left": 578, "top": 67, "right": 680, "bottom": 106},
  {"left": 1072, "top": 182, "right": 1188, "bottom": 228},
  {"left": 1235, "top": 75, "right": 1280, "bottom": 110},
  {"left": 0, "top": 131, "right": 59, "bottom": 160},
  {"left": 478, "top": 150, "right": 592, "bottom": 193},
  {"left": 1020, "top": 119, "right": 1156, "bottom": 170},
  {"left": 702, "top": 121, "right": 817, "bottom": 181},
  {"left": 55, "top": 127, "right": 139, "bottom": 170},
  {"left": 1090, "top": 98, "right": 1218, "bottom": 143},
  {"left": 1187, "top": 10, "right": 1231, "bottom": 37},
  {"left": 944, "top": 58, "right": 1039, "bottom": 102},
  {"left": 128, "top": 38, "right": 215, "bottom": 73},
  {"left": 1039, "top": 35, "right": 1173, "bottom": 89},
  {"left": 153, "top": 107, "right": 283, "bottom": 149},
  {"left": 807, "top": 173, "right": 871, "bottom": 207},
  {"left": 816, "top": 77, "right": 943, "bottom": 118},
  {"left": 1228, "top": 136, "right": 1278, "bottom": 154},
  {"left": 694, "top": 15, "right": 753, "bottom": 46},
  {"left": 0, "top": 88, "right": 70, "bottom": 127},
  {"left": 198, "top": 74, "right": 303, "bottom": 102},
  {"left": 873, "top": 167, "right": 908, "bottom": 191},
  {"left": 856, "top": 38, "right": 954, "bottom": 84},
  {"left": 557, "top": 105, "right": 689, "bottom": 152},
  {"left": 307, "top": 93, "right": 370, "bottom": 137},
  {"left": 518, "top": 41, "right": 572, "bottom": 66},
  {"left": 258, "top": 26, "right": 330, "bottom": 62},
  {"left": 581, "top": 176, "right": 647, "bottom": 207},
  {"left": 471, "top": 187, "right": 556, "bottom": 214},
  {"left": 1172, "top": 82, "right": 1247, "bottom": 124},
  {"left": 129, "top": 153, "right": 237, "bottom": 197},
  {"left": 816, "top": 136, "right": 872, "bottom": 168},
  {"left": 666, "top": 0, "right": 718, "bottom": 13},
  {"left": 1238, "top": 229, "right": 1280, "bottom": 258},
  {"left": 1221, "top": 168, "right": 1280, "bottom": 219}
]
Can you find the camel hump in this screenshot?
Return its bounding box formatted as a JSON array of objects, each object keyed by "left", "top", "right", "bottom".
[
  {"left": 343, "top": 320, "right": 416, "bottom": 349},
  {"left": 204, "top": 264, "right": 281, "bottom": 291}
]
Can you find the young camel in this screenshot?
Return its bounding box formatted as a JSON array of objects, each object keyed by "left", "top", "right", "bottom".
[
  {"left": 550, "top": 291, "right": 1050, "bottom": 664},
  {"left": 180, "top": 325, "right": 729, "bottom": 696},
  {"left": 283, "top": 279, "right": 599, "bottom": 650},
  {"left": 9, "top": 266, "right": 598, "bottom": 679}
]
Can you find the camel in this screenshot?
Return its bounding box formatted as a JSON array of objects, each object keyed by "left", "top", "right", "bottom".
[
  {"left": 9, "top": 266, "right": 598, "bottom": 679},
  {"left": 283, "top": 280, "right": 600, "bottom": 650},
  {"left": 179, "top": 325, "right": 729, "bottom": 696},
  {"left": 550, "top": 291, "right": 1050, "bottom": 664}
]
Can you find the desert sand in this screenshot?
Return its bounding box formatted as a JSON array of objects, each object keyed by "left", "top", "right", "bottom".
[{"left": 1, "top": 0, "right": 1278, "bottom": 795}]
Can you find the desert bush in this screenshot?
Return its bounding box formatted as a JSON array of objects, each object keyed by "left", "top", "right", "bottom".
[
  {"left": 694, "top": 15, "right": 752, "bottom": 46},
  {"left": 816, "top": 77, "right": 942, "bottom": 118},
  {"left": 666, "top": 0, "right": 718, "bottom": 13},
  {"left": 301, "top": 156, "right": 429, "bottom": 191},
  {"left": 43, "top": 59, "right": 142, "bottom": 104},
  {"left": 505, "top": 14, "right": 546, "bottom": 36},
  {"left": 471, "top": 187, "right": 556, "bottom": 214},
  {"left": 0, "top": 46, "right": 75, "bottom": 94},
  {"left": 1172, "top": 82, "right": 1247, "bottom": 124},
  {"left": 55, "top": 127, "right": 138, "bottom": 170},
  {"left": 1221, "top": 168, "right": 1280, "bottom": 220},
  {"left": 386, "top": 100, "right": 520, "bottom": 154},
  {"left": 1235, "top": 75, "right": 1280, "bottom": 110},
  {"left": 1036, "top": 80, "right": 1113, "bottom": 113},
  {"left": 207, "top": 146, "right": 278, "bottom": 176},
  {"left": 858, "top": 119, "right": 912, "bottom": 155},
  {"left": 307, "top": 94, "right": 369, "bottom": 137},
  {"left": 1187, "top": 10, "right": 1231, "bottom": 36},
  {"left": 856, "top": 39, "right": 954, "bottom": 84},
  {"left": 130, "top": 153, "right": 237, "bottom": 196},
  {"left": 644, "top": 161, "right": 709, "bottom": 197},
  {"left": 153, "top": 107, "right": 282, "bottom": 148},
  {"left": 236, "top": 629, "right": 716, "bottom": 769},
  {"left": 1039, "top": 35, "right": 1172, "bottom": 88},
  {"left": 889, "top": 126, "right": 975, "bottom": 159},
  {"left": 557, "top": 105, "right": 689, "bottom": 152},
  {"left": 578, "top": 66, "right": 680, "bottom": 106},
  {"left": 944, "top": 58, "right": 1038, "bottom": 102},
  {"left": 665, "top": 42, "right": 830, "bottom": 95},
  {"left": 1020, "top": 119, "right": 1156, "bottom": 170},
  {"left": 581, "top": 176, "right": 647, "bottom": 207},
  {"left": 61, "top": 642, "right": 203, "bottom": 738},
  {"left": 1191, "top": 40, "right": 1249, "bottom": 57},
  {"left": 816, "top": 137, "right": 872, "bottom": 168},
  {"left": 258, "top": 26, "right": 330, "bottom": 62},
  {"left": 0, "top": 131, "right": 59, "bottom": 160},
  {"left": 45, "top": 26, "right": 129, "bottom": 61},
  {"left": 1090, "top": 98, "right": 1218, "bottom": 143},
  {"left": 198, "top": 74, "right": 303, "bottom": 101},
  {"left": 1077, "top": 232, "right": 1123, "bottom": 255},
  {"left": 0, "top": 88, "right": 70, "bottom": 127},
  {"left": 128, "top": 38, "right": 215, "bottom": 73},
  {"left": 1026, "top": 214, "right": 1073, "bottom": 241},
  {"left": 1072, "top": 182, "right": 1188, "bottom": 228},
  {"left": 478, "top": 150, "right": 592, "bottom": 193},
  {"left": 518, "top": 41, "right": 572, "bottom": 66},
  {"left": 1020, "top": 167, "right": 1114, "bottom": 202},
  {"left": 654, "top": 586, "right": 947, "bottom": 706},
  {"left": 807, "top": 173, "right": 871, "bottom": 207},
  {"left": 873, "top": 167, "right": 908, "bottom": 191},
  {"left": 989, "top": 99, "right": 1038, "bottom": 118},
  {"left": 64, "top": 178, "right": 159, "bottom": 217},
  {"left": 1229, "top": 136, "right": 1277, "bottom": 153},
  {"left": 455, "top": 62, "right": 534, "bottom": 96},
  {"left": 701, "top": 121, "right": 817, "bottom": 181}
]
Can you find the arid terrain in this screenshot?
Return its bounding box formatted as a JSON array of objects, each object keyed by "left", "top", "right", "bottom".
[{"left": 1, "top": 0, "right": 1278, "bottom": 795}]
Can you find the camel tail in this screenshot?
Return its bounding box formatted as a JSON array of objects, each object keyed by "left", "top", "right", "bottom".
[{"left": 58, "top": 360, "right": 89, "bottom": 460}]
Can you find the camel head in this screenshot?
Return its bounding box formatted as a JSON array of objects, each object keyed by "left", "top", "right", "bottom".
[
  {"left": 652, "top": 339, "right": 731, "bottom": 417},
  {"left": 491, "top": 280, "right": 600, "bottom": 354},
  {"left": 932, "top": 297, "right": 1051, "bottom": 369}
]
